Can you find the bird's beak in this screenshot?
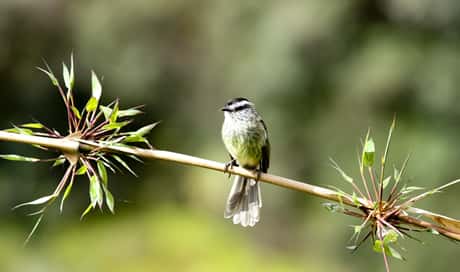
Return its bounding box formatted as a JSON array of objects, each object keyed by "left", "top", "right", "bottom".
[{"left": 221, "top": 106, "right": 230, "bottom": 112}]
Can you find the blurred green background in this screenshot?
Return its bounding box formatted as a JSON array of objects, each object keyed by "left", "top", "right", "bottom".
[{"left": 1, "top": 0, "right": 460, "bottom": 271}]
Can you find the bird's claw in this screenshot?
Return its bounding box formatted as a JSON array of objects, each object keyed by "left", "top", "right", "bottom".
[
  {"left": 224, "top": 159, "right": 237, "bottom": 178},
  {"left": 255, "top": 169, "right": 262, "bottom": 182}
]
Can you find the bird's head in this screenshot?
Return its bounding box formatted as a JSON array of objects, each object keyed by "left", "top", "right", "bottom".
[{"left": 221, "top": 97, "right": 254, "bottom": 115}]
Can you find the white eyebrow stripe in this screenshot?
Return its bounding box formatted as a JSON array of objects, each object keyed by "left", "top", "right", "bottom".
[{"left": 230, "top": 100, "right": 251, "bottom": 111}]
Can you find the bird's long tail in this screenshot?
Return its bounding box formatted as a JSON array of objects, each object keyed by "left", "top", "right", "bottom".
[{"left": 224, "top": 176, "right": 262, "bottom": 227}]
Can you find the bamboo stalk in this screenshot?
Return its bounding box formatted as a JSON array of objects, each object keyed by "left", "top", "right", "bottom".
[{"left": 1, "top": 130, "right": 460, "bottom": 241}]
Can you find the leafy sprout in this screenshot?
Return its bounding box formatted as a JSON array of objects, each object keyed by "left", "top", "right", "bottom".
[
  {"left": 1, "top": 55, "right": 158, "bottom": 243},
  {"left": 326, "top": 118, "right": 460, "bottom": 272}
]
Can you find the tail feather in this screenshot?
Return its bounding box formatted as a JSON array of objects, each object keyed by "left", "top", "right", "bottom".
[
  {"left": 248, "top": 181, "right": 260, "bottom": 226},
  {"left": 240, "top": 189, "right": 250, "bottom": 227},
  {"left": 224, "top": 176, "right": 262, "bottom": 227},
  {"left": 257, "top": 180, "right": 262, "bottom": 208},
  {"left": 224, "top": 176, "right": 245, "bottom": 218}
]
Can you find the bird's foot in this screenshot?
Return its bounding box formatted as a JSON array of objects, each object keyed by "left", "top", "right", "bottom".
[
  {"left": 224, "top": 159, "right": 237, "bottom": 178},
  {"left": 254, "top": 169, "right": 262, "bottom": 183}
]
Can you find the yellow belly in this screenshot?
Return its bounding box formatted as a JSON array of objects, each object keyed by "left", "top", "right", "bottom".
[{"left": 224, "top": 133, "right": 263, "bottom": 169}]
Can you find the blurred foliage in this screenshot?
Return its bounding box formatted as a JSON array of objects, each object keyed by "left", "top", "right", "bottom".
[{"left": 1, "top": 0, "right": 460, "bottom": 271}]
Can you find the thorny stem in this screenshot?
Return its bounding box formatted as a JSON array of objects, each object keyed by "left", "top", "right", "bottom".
[
  {"left": 380, "top": 117, "right": 395, "bottom": 204},
  {"left": 0, "top": 131, "right": 460, "bottom": 241},
  {"left": 398, "top": 213, "right": 460, "bottom": 240},
  {"left": 82, "top": 119, "right": 108, "bottom": 138},
  {"left": 360, "top": 166, "right": 373, "bottom": 202},
  {"left": 343, "top": 209, "right": 366, "bottom": 218},
  {"left": 53, "top": 165, "right": 74, "bottom": 195},
  {"left": 358, "top": 155, "right": 373, "bottom": 202},
  {"left": 378, "top": 225, "right": 391, "bottom": 272},
  {"left": 398, "top": 179, "right": 460, "bottom": 210},
  {"left": 367, "top": 167, "right": 378, "bottom": 202},
  {"left": 56, "top": 82, "right": 77, "bottom": 134},
  {"left": 334, "top": 157, "right": 369, "bottom": 204},
  {"left": 377, "top": 216, "right": 404, "bottom": 237},
  {"left": 353, "top": 180, "right": 369, "bottom": 204}
]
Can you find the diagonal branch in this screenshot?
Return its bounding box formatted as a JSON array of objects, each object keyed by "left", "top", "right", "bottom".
[{"left": 1, "top": 130, "right": 460, "bottom": 241}]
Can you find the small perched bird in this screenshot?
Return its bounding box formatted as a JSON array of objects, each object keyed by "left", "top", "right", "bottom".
[{"left": 221, "top": 97, "right": 270, "bottom": 227}]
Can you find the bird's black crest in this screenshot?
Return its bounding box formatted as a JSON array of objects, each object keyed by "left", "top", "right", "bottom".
[
  {"left": 222, "top": 97, "right": 252, "bottom": 112},
  {"left": 225, "top": 97, "right": 249, "bottom": 106}
]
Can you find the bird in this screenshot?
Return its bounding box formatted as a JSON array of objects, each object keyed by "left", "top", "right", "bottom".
[{"left": 221, "top": 97, "right": 270, "bottom": 227}]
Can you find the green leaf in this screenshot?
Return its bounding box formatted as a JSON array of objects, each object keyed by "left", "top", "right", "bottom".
[
  {"left": 102, "top": 184, "right": 115, "bottom": 214},
  {"left": 76, "top": 165, "right": 87, "bottom": 175},
  {"left": 100, "top": 105, "right": 112, "bottom": 120},
  {"left": 37, "top": 67, "right": 59, "bottom": 86},
  {"left": 111, "top": 143, "right": 134, "bottom": 149},
  {"left": 383, "top": 230, "right": 398, "bottom": 244},
  {"left": 97, "top": 160, "right": 108, "bottom": 185},
  {"left": 102, "top": 121, "right": 130, "bottom": 131},
  {"left": 330, "top": 159, "right": 354, "bottom": 184},
  {"left": 352, "top": 192, "right": 361, "bottom": 207},
  {"left": 109, "top": 101, "right": 119, "bottom": 123},
  {"left": 71, "top": 106, "right": 82, "bottom": 120},
  {"left": 393, "top": 167, "right": 400, "bottom": 182},
  {"left": 382, "top": 176, "right": 391, "bottom": 189},
  {"left": 63, "top": 63, "right": 71, "bottom": 90},
  {"left": 106, "top": 191, "right": 115, "bottom": 213},
  {"left": 85, "top": 97, "right": 98, "bottom": 112},
  {"left": 133, "top": 122, "right": 160, "bottom": 137},
  {"left": 127, "top": 155, "right": 143, "bottom": 163},
  {"left": 60, "top": 177, "right": 74, "bottom": 212},
  {"left": 80, "top": 203, "right": 93, "bottom": 220},
  {"left": 373, "top": 233, "right": 405, "bottom": 261},
  {"left": 373, "top": 239, "right": 383, "bottom": 253},
  {"left": 21, "top": 123, "right": 44, "bottom": 129},
  {"left": 91, "top": 70, "right": 102, "bottom": 101},
  {"left": 362, "top": 137, "right": 375, "bottom": 167},
  {"left": 24, "top": 214, "right": 44, "bottom": 245},
  {"left": 0, "top": 154, "right": 40, "bottom": 162},
  {"left": 99, "top": 157, "right": 116, "bottom": 173},
  {"left": 52, "top": 157, "right": 66, "bottom": 167},
  {"left": 106, "top": 190, "right": 115, "bottom": 213},
  {"left": 381, "top": 117, "right": 396, "bottom": 166},
  {"left": 13, "top": 194, "right": 56, "bottom": 209},
  {"left": 89, "top": 175, "right": 103, "bottom": 208},
  {"left": 122, "top": 135, "right": 147, "bottom": 143},
  {"left": 118, "top": 108, "right": 143, "bottom": 118},
  {"left": 112, "top": 155, "right": 137, "bottom": 176},
  {"left": 388, "top": 246, "right": 405, "bottom": 261},
  {"left": 5, "top": 127, "right": 34, "bottom": 135}
]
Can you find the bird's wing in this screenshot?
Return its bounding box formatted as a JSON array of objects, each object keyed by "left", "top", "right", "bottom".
[{"left": 260, "top": 119, "right": 270, "bottom": 173}]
